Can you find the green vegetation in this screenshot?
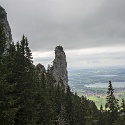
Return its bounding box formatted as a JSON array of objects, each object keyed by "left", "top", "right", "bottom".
[
  {"left": 86, "top": 90, "right": 125, "bottom": 109},
  {"left": 0, "top": 25, "right": 99, "bottom": 124},
  {"left": 1, "top": 13, "right": 125, "bottom": 124},
  {"left": 87, "top": 96, "right": 106, "bottom": 109}
]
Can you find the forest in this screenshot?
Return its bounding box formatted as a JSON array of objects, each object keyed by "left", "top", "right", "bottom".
[{"left": 0, "top": 23, "right": 125, "bottom": 125}]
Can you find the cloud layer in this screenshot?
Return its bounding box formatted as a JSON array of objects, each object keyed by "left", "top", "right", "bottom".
[{"left": 1, "top": 0, "right": 125, "bottom": 68}]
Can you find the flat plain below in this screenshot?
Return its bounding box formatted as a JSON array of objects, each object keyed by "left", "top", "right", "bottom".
[{"left": 68, "top": 67, "right": 125, "bottom": 109}]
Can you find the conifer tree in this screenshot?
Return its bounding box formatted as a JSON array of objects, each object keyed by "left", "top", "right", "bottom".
[
  {"left": 119, "top": 99, "right": 125, "bottom": 125},
  {"left": 0, "top": 41, "right": 18, "bottom": 125},
  {"left": 13, "top": 35, "right": 36, "bottom": 125},
  {"left": 35, "top": 64, "right": 57, "bottom": 125},
  {"left": 105, "top": 81, "right": 119, "bottom": 125},
  {"left": 72, "top": 94, "right": 86, "bottom": 125},
  {"left": 0, "top": 25, "right": 101, "bottom": 125},
  {"left": 121, "top": 99, "right": 125, "bottom": 116},
  {"left": 98, "top": 105, "right": 105, "bottom": 125},
  {"left": 58, "top": 104, "right": 69, "bottom": 125},
  {"left": 35, "top": 64, "right": 49, "bottom": 124},
  {"left": 65, "top": 86, "right": 73, "bottom": 124}
]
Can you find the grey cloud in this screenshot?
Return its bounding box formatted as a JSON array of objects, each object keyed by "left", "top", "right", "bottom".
[
  {"left": 33, "top": 56, "right": 53, "bottom": 67},
  {"left": 1, "top": 0, "right": 125, "bottom": 52},
  {"left": 66, "top": 50, "right": 125, "bottom": 68},
  {"left": 1, "top": 0, "right": 125, "bottom": 68}
]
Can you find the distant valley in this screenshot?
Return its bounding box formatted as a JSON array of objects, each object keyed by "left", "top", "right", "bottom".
[{"left": 68, "top": 67, "right": 125, "bottom": 108}]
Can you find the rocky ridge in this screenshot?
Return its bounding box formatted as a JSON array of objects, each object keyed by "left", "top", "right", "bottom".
[{"left": 0, "top": 6, "right": 12, "bottom": 53}]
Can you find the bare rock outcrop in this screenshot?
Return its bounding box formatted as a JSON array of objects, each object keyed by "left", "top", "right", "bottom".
[
  {"left": 0, "top": 6, "right": 12, "bottom": 53},
  {"left": 53, "top": 46, "right": 68, "bottom": 87}
]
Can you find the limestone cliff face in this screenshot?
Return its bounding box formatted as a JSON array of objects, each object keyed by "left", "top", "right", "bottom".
[
  {"left": 53, "top": 46, "right": 68, "bottom": 87},
  {"left": 0, "top": 6, "right": 12, "bottom": 52}
]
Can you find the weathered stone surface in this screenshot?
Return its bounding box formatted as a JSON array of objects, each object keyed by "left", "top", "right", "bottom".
[
  {"left": 53, "top": 46, "right": 68, "bottom": 87},
  {"left": 0, "top": 6, "right": 12, "bottom": 53}
]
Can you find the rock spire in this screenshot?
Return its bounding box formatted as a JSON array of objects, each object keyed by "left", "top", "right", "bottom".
[
  {"left": 53, "top": 46, "right": 68, "bottom": 87},
  {"left": 0, "top": 6, "right": 12, "bottom": 53}
]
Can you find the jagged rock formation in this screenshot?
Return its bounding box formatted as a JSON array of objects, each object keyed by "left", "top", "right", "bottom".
[
  {"left": 53, "top": 46, "right": 68, "bottom": 87},
  {"left": 0, "top": 6, "right": 12, "bottom": 53}
]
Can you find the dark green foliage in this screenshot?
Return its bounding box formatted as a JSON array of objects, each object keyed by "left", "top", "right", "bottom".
[
  {"left": 98, "top": 105, "right": 105, "bottom": 125},
  {"left": 0, "top": 33, "right": 100, "bottom": 125},
  {"left": 1, "top": 6, "right": 125, "bottom": 125},
  {"left": 35, "top": 64, "right": 56, "bottom": 125},
  {"left": 105, "top": 81, "right": 119, "bottom": 125},
  {"left": 119, "top": 99, "right": 125, "bottom": 124},
  {"left": 57, "top": 104, "right": 69, "bottom": 125},
  {"left": 13, "top": 35, "right": 37, "bottom": 125},
  {"left": 97, "top": 81, "right": 125, "bottom": 125},
  {"left": 0, "top": 24, "right": 17, "bottom": 125},
  {"left": 120, "top": 99, "right": 125, "bottom": 115},
  {"left": 0, "top": 42, "right": 18, "bottom": 125},
  {"left": 64, "top": 86, "right": 73, "bottom": 124}
]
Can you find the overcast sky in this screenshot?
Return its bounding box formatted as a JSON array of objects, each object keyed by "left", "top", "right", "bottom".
[{"left": 1, "top": 0, "right": 125, "bottom": 68}]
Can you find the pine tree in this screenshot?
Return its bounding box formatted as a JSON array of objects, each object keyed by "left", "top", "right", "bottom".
[
  {"left": 13, "top": 35, "right": 36, "bottom": 125},
  {"left": 57, "top": 104, "right": 69, "bottom": 125},
  {"left": 105, "top": 81, "right": 119, "bottom": 125},
  {"left": 0, "top": 23, "right": 102, "bottom": 125},
  {"left": 35, "top": 64, "right": 48, "bottom": 124},
  {"left": 0, "top": 42, "right": 18, "bottom": 125},
  {"left": 65, "top": 86, "right": 74, "bottom": 124},
  {"left": 35, "top": 64, "right": 57, "bottom": 125},
  {"left": 98, "top": 105, "right": 105, "bottom": 125},
  {"left": 72, "top": 94, "right": 86, "bottom": 125},
  {"left": 121, "top": 99, "right": 125, "bottom": 116},
  {"left": 119, "top": 98, "right": 125, "bottom": 124}
]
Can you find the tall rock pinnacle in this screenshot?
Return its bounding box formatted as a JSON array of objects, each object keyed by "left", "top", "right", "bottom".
[
  {"left": 53, "top": 46, "right": 68, "bottom": 87},
  {"left": 0, "top": 6, "right": 12, "bottom": 53}
]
